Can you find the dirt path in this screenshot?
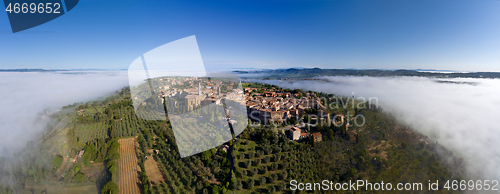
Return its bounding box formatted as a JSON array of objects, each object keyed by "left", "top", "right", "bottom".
[
  {"left": 145, "top": 150, "right": 165, "bottom": 185},
  {"left": 22, "top": 184, "right": 97, "bottom": 194},
  {"left": 118, "top": 138, "right": 141, "bottom": 194},
  {"left": 56, "top": 156, "right": 69, "bottom": 175}
]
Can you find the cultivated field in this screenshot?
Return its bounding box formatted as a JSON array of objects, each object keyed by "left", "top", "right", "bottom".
[{"left": 118, "top": 138, "right": 141, "bottom": 194}]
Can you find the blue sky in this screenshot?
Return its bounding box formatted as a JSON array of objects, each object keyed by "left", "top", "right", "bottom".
[{"left": 0, "top": 0, "right": 499, "bottom": 71}]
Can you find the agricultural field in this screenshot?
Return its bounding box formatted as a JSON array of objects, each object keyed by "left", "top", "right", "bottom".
[
  {"left": 72, "top": 107, "right": 142, "bottom": 145},
  {"left": 230, "top": 138, "right": 304, "bottom": 193},
  {"left": 117, "top": 138, "right": 141, "bottom": 194},
  {"left": 73, "top": 122, "right": 109, "bottom": 144}
]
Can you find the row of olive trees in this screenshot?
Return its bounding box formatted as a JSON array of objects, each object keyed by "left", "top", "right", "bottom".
[{"left": 101, "top": 138, "right": 121, "bottom": 194}]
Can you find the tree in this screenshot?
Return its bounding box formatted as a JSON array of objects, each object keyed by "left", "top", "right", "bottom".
[
  {"left": 243, "top": 160, "right": 251, "bottom": 168},
  {"left": 267, "top": 185, "right": 276, "bottom": 193},
  {"left": 211, "top": 185, "right": 219, "bottom": 194},
  {"left": 52, "top": 155, "right": 63, "bottom": 169},
  {"left": 248, "top": 151, "right": 255, "bottom": 159},
  {"left": 347, "top": 168, "right": 357, "bottom": 179},
  {"left": 253, "top": 159, "right": 261, "bottom": 166},
  {"left": 74, "top": 173, "right": 86, "bottom": 183},
  {"left": 260, "top": 166, "right": 267, "bottom": 174},
  {"left": 234, "top": 180, "right": 243, "bottom": 190},
  {"left": 108, "top": 165, "right": 117, "bottom": 175},
  {"left": 72, "top": 163, "right": 81, "bottom": 174},
  {"left": 276, "top": 182, "right": 285, "bottom": 191},
  {"left": 201, "top": 149, "right": 213, "bottom": 165},
  {"left": 101, "top": 181, "right": 119, "bottom": 194},
  {"left": 247, "top": 168, "right": 255, "bottom": 177},
  {"left": 273, "top": 154, "right": 281, "bottom": 162},
  {"left": 279, "top": 170, "right": 287, "bottom": 180},
  {"left": 107, "top": 152, "right": 120, "bottom": 160},
  {"left": 270, "top": 163, "right": 278, "bottom": 171},
  {"left": 107, "top": 160, "right": 117, "bottom": 169},
  {"left": 246, "top": 179, "right": 254, "bottom": 189},
  {"left": 258, "top": 176, "right": 266, "bottom": 186},
  {"left": 328, "top": 128, "right": 334, "bottom": 141},
  {"left": 401, "top": 142, "right": 408, "bottom": 149},
  {"left": 263, "top": 156, "right": 271, "bottom": 163},
  {"left": 269, "top": 173, "right": 278, "bottom": 183}
]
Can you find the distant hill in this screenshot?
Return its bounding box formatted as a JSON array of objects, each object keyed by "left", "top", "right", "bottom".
[
  {"left": 0, "top": 69, "right": 57, "bottom": 72},
  {"left": 0, "top": 68, "right": 130, "bottom": 72},
  {"left": 234, "top": 68, "right": 500, "bottom": 79}
]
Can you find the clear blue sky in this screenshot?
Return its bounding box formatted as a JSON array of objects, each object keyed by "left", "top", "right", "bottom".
[{"left": 0, "top": 0, "right": 499, "bottom": 72}]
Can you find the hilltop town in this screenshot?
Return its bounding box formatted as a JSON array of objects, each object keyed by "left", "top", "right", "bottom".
[
  {"left": 147, "top": 77, "right": 359, "bottom": 143},
  {"left": 244, "top": 87, "right": 329, "bottom": 124},
  {"left": 144, "top": 77, "right": 341, "bottom": 143},
  {"left": 243, "top": 86, "right": 330, "bottom": 142}
]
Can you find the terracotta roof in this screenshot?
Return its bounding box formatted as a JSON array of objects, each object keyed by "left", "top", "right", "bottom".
[{"left": 312, "top": 132, "right": 322, "bottom": 138}]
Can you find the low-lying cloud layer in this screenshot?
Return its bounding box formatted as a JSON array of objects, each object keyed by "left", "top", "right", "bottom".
[
  {"left": 261, "top": 76, "right": 500, "bottom": 181},
  {"left": 0, "top": 71, "right": 129, "bottom": 157}
]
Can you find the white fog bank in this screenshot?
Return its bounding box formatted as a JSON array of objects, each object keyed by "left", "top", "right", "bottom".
[
  {"left": 261, "top": 76, "right": 500, "bottom": 181},
  {"left": 0, "top": 71, "right": 128, "bottom": 157}
]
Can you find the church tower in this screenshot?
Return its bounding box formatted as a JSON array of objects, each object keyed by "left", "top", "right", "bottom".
[{"left": 198, "top": 81, "right": 202, "bottom": 96}]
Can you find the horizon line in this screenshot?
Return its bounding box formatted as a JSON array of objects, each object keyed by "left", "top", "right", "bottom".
[{"left": 1, "top": 67, "right": 499, "bottom": 73}]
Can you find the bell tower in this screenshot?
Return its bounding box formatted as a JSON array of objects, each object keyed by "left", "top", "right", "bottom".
[{"left": 198, "top": 81, "right": 202, "bottom": 96}]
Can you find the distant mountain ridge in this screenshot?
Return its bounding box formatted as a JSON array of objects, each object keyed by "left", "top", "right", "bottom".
[
  {"left": 234, "top": 68, "right": 500, "bottom": 79},
  {"left": 4, "top": 68, "right": 499, "bottom": 78},
  {"left": 0, "top": 69, "right": 57, "bottom": 72},
  {"left": 0, "top": 69, "right": 126, "bottom": 72}
]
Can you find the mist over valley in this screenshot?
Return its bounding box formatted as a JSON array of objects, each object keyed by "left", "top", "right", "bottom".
[
  {"left": 259, "top": 76, "right": 500, "bottom": 181},
  {"left": 0, "top": 71, "right": 129, "bottom": 157}
]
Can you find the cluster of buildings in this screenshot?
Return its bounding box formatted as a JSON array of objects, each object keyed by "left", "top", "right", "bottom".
[
  {"left": 149, "top": 78, "right": 332, "bottom": 142},
  {"left": 244, "top": 87, "right": 334, "bottom": 142},
  {"left": 153, "top": 77, "right": 245, "bottom": 112},
  {"left": 72, "top": 150, "right": 85, "bottom": 163},
  {"left": 245, "top": 87, "right": 330, "bottom": 125},
  {"left": 288, "top": 126, "right": 323, "bottom": 142}
]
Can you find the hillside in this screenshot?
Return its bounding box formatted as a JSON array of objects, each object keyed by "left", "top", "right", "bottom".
[{"left": 0, "top": 84, "right": 466, "bottom": 194}]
